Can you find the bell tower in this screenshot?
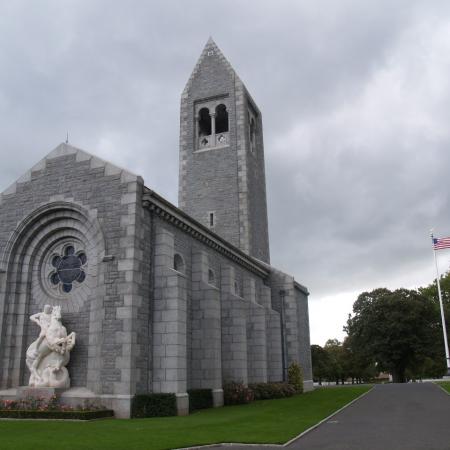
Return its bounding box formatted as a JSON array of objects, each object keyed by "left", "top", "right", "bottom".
[{"left": 178, "top": 38, "right": 270, "bottom": 263}]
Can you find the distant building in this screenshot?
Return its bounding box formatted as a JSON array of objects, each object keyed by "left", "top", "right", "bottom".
[{"left": 0, "top": 39, "right": 312, "bottom": 417}]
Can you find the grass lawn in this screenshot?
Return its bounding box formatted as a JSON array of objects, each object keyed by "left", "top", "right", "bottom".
[
  {"left": 436, "top": 381, "right": 450, "bottom": 394},
  {"left": 0, "top": 385, "right": 371, "bottom": 450}
]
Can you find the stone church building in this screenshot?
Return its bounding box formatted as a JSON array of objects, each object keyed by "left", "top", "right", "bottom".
[{"left": 0, "top": 39, "right": 312, "bottom": 417}]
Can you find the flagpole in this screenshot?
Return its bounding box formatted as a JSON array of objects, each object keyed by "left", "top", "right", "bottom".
[{"left": 431, "top": 231, "right": 450, "bottom": 376}]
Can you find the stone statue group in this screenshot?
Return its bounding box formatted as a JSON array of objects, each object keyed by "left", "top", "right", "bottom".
[{"left": 26, "top": 305, "right": 76, "bottom": 389}]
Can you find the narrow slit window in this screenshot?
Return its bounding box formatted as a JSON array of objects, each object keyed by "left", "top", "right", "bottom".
[
  {"left": 173, "top": 253, "right": 185, "bottom": 273},
  {"left": 234, "top": 281, "right": 240, "bottom": 297},
  {"left": 208, "top": 269, "right": 215, "bottom": 285},
  {"left": 209, "top": 212, "right": 215, "bottom": 228},
  {"left": 250, "top": 117, "right": 256, "bottom": 152}
]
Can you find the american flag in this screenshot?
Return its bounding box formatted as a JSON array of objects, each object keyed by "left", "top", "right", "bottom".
[{"left": 433, "top": 236, "right": 450, "bottom": 250}]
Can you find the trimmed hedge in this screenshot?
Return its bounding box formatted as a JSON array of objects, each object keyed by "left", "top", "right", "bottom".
[
  {"left": 249, "top": 382, "right": 297, "bottom": 400},
  {"left": 0, "top": 409, "right": 113, "bottom": 420},
  {"left": 131, "top": 393, "right": 177, "bottom": 418},
  {"left": 188, "top": 389, "right": 213, "bottom": 412}
]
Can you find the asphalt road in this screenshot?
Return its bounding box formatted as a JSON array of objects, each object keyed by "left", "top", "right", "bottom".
[
  {"left": 289, "top": 383, "right": 450, "bottom": 450},
  {"left": 203, "top": 383, "right": 450, "bottom": 450}
]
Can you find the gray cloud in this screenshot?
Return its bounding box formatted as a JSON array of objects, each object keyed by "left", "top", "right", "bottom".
[{"left": 1, "top": 0, "right": 450, "bottom": 343}]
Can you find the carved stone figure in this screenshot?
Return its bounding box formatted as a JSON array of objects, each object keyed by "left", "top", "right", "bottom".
[{"left": 26, "top": 305, "right": 76, "bottom": 389}]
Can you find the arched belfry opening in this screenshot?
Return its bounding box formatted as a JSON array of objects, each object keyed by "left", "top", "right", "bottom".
[
  {"left": 198, "top": 108, "right": 211, "bottom": 137},
  {"left": 195, "top": 100, "right": 230, "bottom": 150},
  {"left": 215, "top": 104, "right": 228, "bottom": 133}
]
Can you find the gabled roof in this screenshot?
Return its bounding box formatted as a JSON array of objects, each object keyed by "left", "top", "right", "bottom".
[
  {"left": 181, "top": 37, "right": 244, "bottom": 97},
  {"left": 0, "top": 142, "right": 141, "bottom": 204}
]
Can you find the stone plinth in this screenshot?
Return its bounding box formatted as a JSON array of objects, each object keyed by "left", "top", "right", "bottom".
[
  {"left": 212, "top": 389, "right": 224, "bottom": 407},
  {"left": 0, "top": 387, "right": 135, "bottom": 418},
  {"left": 17, "top": 386, "right": 66, "bottom": 401},
  {"left": 176, "top": 392, "right": 189, "bottom": 416}
]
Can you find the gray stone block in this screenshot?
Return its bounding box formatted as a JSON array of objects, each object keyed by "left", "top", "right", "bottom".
[{"left": 176, "top": 392, "right": 189, "bottom": 416}]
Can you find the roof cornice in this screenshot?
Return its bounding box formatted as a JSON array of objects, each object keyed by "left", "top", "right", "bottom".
[{"left": 142, "top": 188, "right": 269, "bottom": 278}]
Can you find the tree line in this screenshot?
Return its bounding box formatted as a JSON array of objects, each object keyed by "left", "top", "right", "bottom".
[{"left": 312, "top": 271, "right": 450, "bottom": 384}]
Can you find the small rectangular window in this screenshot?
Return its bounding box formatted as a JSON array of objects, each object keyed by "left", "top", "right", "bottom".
[{"left": 209, "top": 212, "right": 215, "bottom": 228}]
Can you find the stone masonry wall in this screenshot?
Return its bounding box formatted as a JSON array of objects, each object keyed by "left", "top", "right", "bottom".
[
  {"left": 150, "top": 215, "right": 284, "bottom": 390},
  {"left": 0, "top": 144, "right": 149, "bottom": 409},
  {"left": 268, "top": 268, "right": 312, "bottom": 386},
  {"left": 295, "top": 287, "right": 313, "bottom": 382},
  {"left": 190, "top": 249, "right": 222, "bottom": 389},
  {"left": 244, "top": 94, "right": 270, "bottom": 263},
  {"left": 152, "top": 227, "right": 188, "bottom": 394}
]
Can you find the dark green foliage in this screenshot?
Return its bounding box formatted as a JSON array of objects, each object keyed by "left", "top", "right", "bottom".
[
  {"left": 312, "top": 340, "right": 376, "bottom": 385},
  {"left": 0, "top": 409, "right": 113, "bottom": 420},
  {"left": 131, "top": 393, "right": 177, "bottom": 418},
  {"left": 223, "top": 381, "right": 254, "bottom": 405},
  {"left": 187, "top": 389, "right": 213, "bottom": 412},
  {"left": 420, "top": 270, "right": 450, "bottom": 306},
  {"left": 343, "top": 336, "right": 378, "bottom": 383},
  {"left": 314, "top": 272, "right": 450, "bottom": 384},
  {"left": 324, "top": 339, "right": 347, "bottom": 384},
  {"left": 288, "top": 362, "right": 304, "bottom": 393},
  {"left": 419, "top": 270, "right": 450, "bottom": 376},
  {"left": 311, "top": 344, "right": 332, "bottom": 384},
  {"left": 345, "top": 287, "right": 443, "bottom": 382},
  {"left": 248, "top": 382, "right": 296, "bottom": 400}
]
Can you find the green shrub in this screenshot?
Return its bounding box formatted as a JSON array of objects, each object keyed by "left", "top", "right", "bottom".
[
  {"left": 249, "top": 382, "right": 296, "bottom": 400},
  {"left": 131, "top": 393, "right": 177, "bottom": 418},
  {"left": 188, "top": 389, "right": 213, "bottom": 412},
  {"left": 223, "top": 382, "right": 254, "bottom": 405},
  {"left": 0, "top": 409, "right": 113, "bottom": 420},
  {"left": 288, "top": 361, "right": 304, "bottom": 394}
]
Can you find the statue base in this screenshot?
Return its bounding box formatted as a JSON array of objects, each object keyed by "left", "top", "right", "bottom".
[
  {"left": 0, "top": 387, "right": 131, "bottom": 417},
  {"left": 16, "top": 386, "right": 67, "bottom": 401}
]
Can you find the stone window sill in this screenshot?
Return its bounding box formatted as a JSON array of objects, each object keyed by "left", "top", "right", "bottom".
[{"left": 194, "top": 144, "right": 230, "bottom": 154}]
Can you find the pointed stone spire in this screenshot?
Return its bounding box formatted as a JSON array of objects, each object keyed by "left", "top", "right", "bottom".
[{"left": 182, "top": 38, "right": 242, "bottom": 97}]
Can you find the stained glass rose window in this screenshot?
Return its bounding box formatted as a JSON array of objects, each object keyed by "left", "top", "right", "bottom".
[{"left": 49, "top": 246, "right": 87, "bottom": 293}]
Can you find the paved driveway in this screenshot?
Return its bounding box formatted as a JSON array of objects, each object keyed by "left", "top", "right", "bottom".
[
  {"left": 201, "top": 383, "right": 450, "bottom": 450},
  {"left": 288, "top": 383, "right": 450, "bottom": 450}
]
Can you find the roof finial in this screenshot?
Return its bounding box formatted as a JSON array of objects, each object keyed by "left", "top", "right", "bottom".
[{"left": 65, "top": 131, "right": 69, "bottom": 144}]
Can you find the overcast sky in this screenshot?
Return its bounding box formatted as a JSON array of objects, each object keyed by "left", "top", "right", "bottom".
[{"left": 1, "top": 1, "right": 450, "bottom": 345}]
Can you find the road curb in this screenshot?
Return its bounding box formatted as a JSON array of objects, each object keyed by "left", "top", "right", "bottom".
[
  {"left": 283, "top": 386, "right": 375, "bottom": 447},
  {"left": 433, "top": 382, "right": 450, "bottom": 396},
  {"left": 175, "top": 386, "right": 375, "bottom": 450}
]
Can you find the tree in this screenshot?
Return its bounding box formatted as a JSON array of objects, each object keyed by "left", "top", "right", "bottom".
[
  {"left": 343, "top": 335, "right": 377, "bottom": 383},
  {"left": 345, "top": 288, "right": 441, "bottom": 383},
  {"left": 324, "top": 339, "right": 347, "bottom": 384},
  {"left": 419, "top": 271, "right": 450, "bottom": 342},
  {"left": 419, "top": 270, "right": 450, "bottom": 376},
  {"left": 311, "top": 344, "right": 330, "bottom": 385}
]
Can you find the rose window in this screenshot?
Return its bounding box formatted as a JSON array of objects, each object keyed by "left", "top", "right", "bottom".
[{"left": 49, "top": 246, "right": 87, "bottom": 293}]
